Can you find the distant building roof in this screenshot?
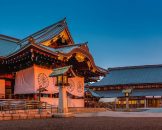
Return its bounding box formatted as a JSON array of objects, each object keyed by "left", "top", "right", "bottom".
[
  {"left": 91, "top": 65, "right": 162, "bottom": 87},
  {"left": 91, "top": 88, "right": 162, "bottom": 98}
]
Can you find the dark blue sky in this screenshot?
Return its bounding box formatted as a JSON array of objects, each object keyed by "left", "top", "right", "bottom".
[{"left": 0, "top": 0, "right": 162, "bottom": 69}]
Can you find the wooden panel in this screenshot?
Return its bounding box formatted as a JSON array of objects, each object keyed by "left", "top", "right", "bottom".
[
  {"left": 0, "top": 79, "right": 5, "bottom": 98},
  {"left": 41, "top": 29, "right": 73, "bottom": 47}
]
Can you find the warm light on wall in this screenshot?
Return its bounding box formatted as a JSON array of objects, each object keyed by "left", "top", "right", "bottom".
[
  {"left": 58, "top": 55, "right": 64, "bottom": 61},
  {"left": 56, "top": 75, "right": 68, "bottom": 86},
  {"left": 75, "top": 53, "right": 85, "bottom": 62},
  {"left": 41, "top": 30, "right": 71, "bottom": 46},
  {"left": 87, "top": 61, "right": 91, "bottom": 69}
]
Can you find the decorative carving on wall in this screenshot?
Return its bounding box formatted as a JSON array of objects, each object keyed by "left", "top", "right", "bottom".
[
  {"left": 53, "top": 78, "right": 59, "bottom": 91},
  {"left": 77, "top": 81, "right": 84, "bottom": 93},
  {"left": 38, "top": 73, "right": 49, "bottom": 88},
  {"left": 67, "top": 79, "right": 75, "bottom": 92}
]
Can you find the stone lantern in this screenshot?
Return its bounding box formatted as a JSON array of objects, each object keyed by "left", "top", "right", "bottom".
[
  {"left": 122, "top": 88, "right": 132, "bottom": 111},
  {"left": 49, "top": 65, "right": 76, "bottom": 117}
]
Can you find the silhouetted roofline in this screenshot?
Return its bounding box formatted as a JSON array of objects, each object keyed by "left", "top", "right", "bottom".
[{"left": 108, "top": 64, "right": 162, "bottom": 71}]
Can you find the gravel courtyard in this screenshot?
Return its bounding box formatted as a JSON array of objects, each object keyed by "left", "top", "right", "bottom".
[{"left": 0, "top": 117, "right": 162, "bottom": 130}]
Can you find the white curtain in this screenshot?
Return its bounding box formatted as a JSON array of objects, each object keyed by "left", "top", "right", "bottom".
[{"left": 14, "top": 65, "right": 84, "bottom": 97}]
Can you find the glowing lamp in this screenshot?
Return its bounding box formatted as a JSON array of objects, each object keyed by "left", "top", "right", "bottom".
[
  {"left": 56, "top": 75, "right": 69, "bottom": 86},
  {"left": 122, "top": 89, "right": 132, "bottom": 97}
]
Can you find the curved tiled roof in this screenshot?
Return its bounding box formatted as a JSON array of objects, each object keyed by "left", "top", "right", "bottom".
[
  {"left": 90, "top": 88, "right": 162, "bottom": 98},
  {"left": 19, "top": 18, "right": 70, "bottom": 47},
  {"left": 92, "top": 65, "right": 162, "bottom": 87},
  {"left": 39, "top": 44, "right": 80, "bottom": 54},
  {"left": 0, "top": 36, "right": 20, "bottom": 57},
  {"left": 0, "top": 18, "right": 72, "bottom": 57},
  {"left": 0, "top": 34, "right": 20, "bottom": 43},
  {"left": 0, "top": 19, "right": 106, "bottom": 76}
]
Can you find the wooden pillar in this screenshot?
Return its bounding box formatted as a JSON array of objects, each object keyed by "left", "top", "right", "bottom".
[
  {"left": 114, "top": 98, "right": 117, "bottom": 110},
  {"left": 0, "top": 79, "right": 5, "bottom": 99},
  {"left": 126, "top": 97, "right": 129, "bottom": 110},
  {"left": 144, "top": 98, "right": 147, "bottom": 108},
  {"left": 147, "top": 99, "right": 149, "bottom": 108},
  {"left": 34, "top": 94, "right": 37, "bottom": 100}
]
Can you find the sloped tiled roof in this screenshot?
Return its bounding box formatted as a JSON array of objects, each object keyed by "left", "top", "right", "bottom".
[
  {"left": 49, "top": 65, "right": 72, "bottom": 77},
  {"left": 0, "top": 34, "right": 20, "bottom": 43},
  {"left": 0, "top": 35, "right": 20, "bottom": 57},
  {"left": 0, "top": 18, "right": 72, "bottom": 57},
  {"left": 0, "top": 19, "right": 106, "bottom": 76},
  {"left": 92, "top": 65, "right": 162, "bottom": 87},
  {"left": 91, "top": 88, "right": 162, "bottom": 98},
  {"left": 19, "top": 18, "right": 69, "bottom": 47},
  {"left": 86, "top": 88, "right": 100, "bottom": 97},
  {"left": 39, "top": 44, "right": 80, "bottom": 54}
]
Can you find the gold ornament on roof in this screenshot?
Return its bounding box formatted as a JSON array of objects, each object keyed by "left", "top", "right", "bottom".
[
  {"left": 28, "top": 37, "right": 35, "bottom": 44},
  {"left": 58, "top": 55, "right": 64, "bottom": 61},
  {"left": 87, "top": 61, "right": 91, "bottom": 69},
  {"left": 75, "top": 53, "right": 85, "bottom": 62}
]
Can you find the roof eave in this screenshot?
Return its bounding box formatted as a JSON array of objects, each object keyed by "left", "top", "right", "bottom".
[
  {"left": 90, "top": 82, "right": 162, "bottom": 88},
  {"left": 0, "top": 34, "right": 20, "bottom": 43}
]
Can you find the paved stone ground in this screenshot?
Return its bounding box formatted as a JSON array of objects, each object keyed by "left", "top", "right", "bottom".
[{"left": 0, "top": 117, "right": 162, "bottom": 130}]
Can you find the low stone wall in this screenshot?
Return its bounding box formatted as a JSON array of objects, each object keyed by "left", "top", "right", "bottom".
[
  {"left": 0, "top": 108, "right": 108, "bottom": 120},
  {"left": 0, "top": 110, "right": 51, "bottom": 120}
]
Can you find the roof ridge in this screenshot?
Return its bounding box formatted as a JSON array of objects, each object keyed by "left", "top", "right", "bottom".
[
  {"left": 54, "top": 42, "right": 88, "bottom": 49},
  {"left": 0, "top": 34, "right": 20, "bottom": 43},
  {"left": 108, "top": 64, "right": 162, "bottom": 71},
  {"left": 19, "top": 18, "right": 66, "bottom": 45}
]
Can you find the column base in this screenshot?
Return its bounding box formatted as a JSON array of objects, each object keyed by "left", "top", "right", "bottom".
[
  {"left": 58, "top": 108, "right": 68, "bottom": 113},
  {"left": 52, "top": 113, "right": 74, "bottom": 118}
]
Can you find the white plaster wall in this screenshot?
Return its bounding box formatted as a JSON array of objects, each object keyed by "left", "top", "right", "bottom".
[{"left": 14, "top": 67, "right": 35, "bottom": 94}]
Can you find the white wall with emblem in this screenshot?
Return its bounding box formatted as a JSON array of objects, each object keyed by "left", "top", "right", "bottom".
[{"left": 14, "top": 65, "right": 85, "bottom": 107}]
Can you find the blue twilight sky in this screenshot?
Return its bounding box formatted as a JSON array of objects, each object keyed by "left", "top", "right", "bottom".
[{"left": 0, "top": 0, "right": 162, "bottom": 69}]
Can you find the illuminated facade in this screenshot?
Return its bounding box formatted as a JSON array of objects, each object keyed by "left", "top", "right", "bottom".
[{"left": 0, "top": 18, "right": 106, "bottom": 107}]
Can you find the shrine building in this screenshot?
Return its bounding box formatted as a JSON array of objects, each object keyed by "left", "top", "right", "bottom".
[{"left": 0, "top": 18, "right": 107, "bottom": 107}]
